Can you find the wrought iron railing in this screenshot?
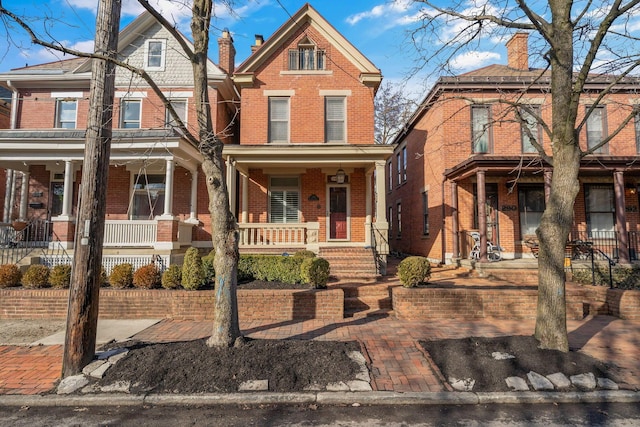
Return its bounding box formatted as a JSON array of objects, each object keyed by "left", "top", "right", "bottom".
[
  {"left": 568, "top": 230, "right": 619, "bottom": 262},
  {"left": 629, "top": 231, "right": 640, "bottom": 261}
]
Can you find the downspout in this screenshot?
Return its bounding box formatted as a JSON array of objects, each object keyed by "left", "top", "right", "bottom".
[
  {"left": 5, "top": 80, "right": 19, "bottom": 222},
  {"left": 6, "top": 80, "right": 19, "bottom": 130},
  {"left": 441, "top": 176, "right": 446, "bottom": 265}
]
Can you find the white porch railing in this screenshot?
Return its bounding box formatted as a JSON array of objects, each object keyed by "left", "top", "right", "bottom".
[
  {"left": 238, "top": 222, "right": 318, "bottom": 248},
  {"left": 103, "top": 220, "right": 157, "bottom": 247}
]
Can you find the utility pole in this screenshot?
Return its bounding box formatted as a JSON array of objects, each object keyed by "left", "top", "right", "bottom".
[{"left": 62, "top": 0, "right": 122, "bottom": 376}]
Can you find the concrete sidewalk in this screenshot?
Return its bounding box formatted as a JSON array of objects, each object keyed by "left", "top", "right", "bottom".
[{"left": 1, "top": 314, "right": 639, "bottom": 399}]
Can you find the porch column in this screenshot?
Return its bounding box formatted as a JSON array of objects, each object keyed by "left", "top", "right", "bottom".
[
  {"left": 163, "top": 159, "right": 174, "bottom": 217},
  {"left": 18, "top": 171, "right": 29, "bottom": 221},
  {"left": 62, "top": 160, "right": 74, "bottom": 217},
  {"left": 544, "top": 169, "right": 552, "bottom": 202},
  {"left": 365, "top": 169, "right": 373, "bottom": 246},
  {"left": 374, "top": 161, "right": 389, "bottom": 274},
  {"left": 241, "top": 173, "right": 248, "bottom": 223},
  {"left": 8, "top": 171, "right": 16, "bottom": 221},
  {"left": 187, "top": 169, "right": 198, "bottom": 223},
  {"left": 4, "top": 169, "right": 13, "bottom": 222},
  {"left": 614, "top": 170, "right": 630, "bottom": 264},
  {"left": 477, "top": 170, "right": 488, "bottom": 262},
  {"left": 226, "top": 157, "right": 237, "bottom": 215},
  {"left": 451, "top": 181, "right": 459, "bottom": 260}
]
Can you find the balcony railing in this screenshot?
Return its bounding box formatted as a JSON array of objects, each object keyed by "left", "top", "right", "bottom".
[
  {"left": 238, "top": 223, "right": 318, "bottom": 248},
  {"left": 103, "top": 220, "right": 157, "bottom": 247}
]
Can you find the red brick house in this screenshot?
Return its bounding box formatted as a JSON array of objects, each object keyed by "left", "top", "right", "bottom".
[
  {"left": 388, "top": 33, "right": 640, "bottom": 265},
  {"left": 0, "top": 5, "right": 392, "bottom": 275}
]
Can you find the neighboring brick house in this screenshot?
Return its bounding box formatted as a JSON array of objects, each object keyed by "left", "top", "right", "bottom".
[
  {"left": 0, "top": 5, "right": 393, "bottom": 276},
  {"left": 0, "top": 11, "right": 237, "bottom": 268},
  {"left": 388, "top": 33, "right": 640, "bottom": 265}
]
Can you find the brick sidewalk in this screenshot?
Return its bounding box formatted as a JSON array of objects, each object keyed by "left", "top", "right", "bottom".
[{"left": 1, "top": 316, "right": 639, "bottom": 395}]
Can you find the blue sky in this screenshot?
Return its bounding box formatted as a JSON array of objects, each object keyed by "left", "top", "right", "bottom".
[{"left": 0, "top": 0, "right": 518, "bottom": 97}]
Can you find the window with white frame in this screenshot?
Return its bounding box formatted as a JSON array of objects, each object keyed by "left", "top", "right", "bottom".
[
  {"left": 396, "top": 153, "right": 401, "bottom": 186},
  {"left": 388, "top": 160, "right": 393, "bottom": 191},
  {"left": 325, "top": 96, "right": 345, "bottom": 142},
  {"left": 165, "top": 99, "right": 187, "bottom": 128},
  {"left": 145, "top": 39, "right": 166, "bottom": 71},
  {"left": 520, "top": 105, "right": 540, "bottom": 153},
  {"left": 471, "top": 104, "right": 491, "bottom": 153},
  {"left": 288, "top": 37, "right": 325, "bottom": 71},
  {"left": 269, "top": 176, "right": 300, "bottom": 223},
  {"left": 269, "top": 97, "right": 289, "bottom": 143},
  {"left": 586, "top": 105, "right": 607, "bottom": 153},
  {"left": 131, "top": 174, "right": 165, "bottom": 220},
  {"left": 585, "top": 184, "right": 615, "bottom": 234},
  {"left": 402, "top": 147, "right": 407, "bottom": 182},
  {"left": 121, "top": 99, "right": 142, "bottom": 128},
  {"left": 55, "top": 99, "right": 77, "bottom": 129}
]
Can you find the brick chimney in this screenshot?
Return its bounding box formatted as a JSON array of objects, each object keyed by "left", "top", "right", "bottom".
[
  {"left": 506, "top": 32, "right": 529, "bottom": 71},
  {"left": 251, "top": 34, "right": 264, "bottom": 53},
  {"left": 217, "top": 28, "right": 235, "bottom": 74}
]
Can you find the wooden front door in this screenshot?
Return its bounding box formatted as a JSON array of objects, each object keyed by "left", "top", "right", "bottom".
[{"left": 329, "top": 186, "right": 347, "bottom": 239}]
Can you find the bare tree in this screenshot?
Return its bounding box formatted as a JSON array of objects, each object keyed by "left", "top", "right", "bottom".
[
  {"left": 410, "top": 0, "right": 640, "bottom": 351},
  {"left": 375, "top": 81, "right": 416, "bottom": 144},
  {"left": 1, "top": 0, "right": 242, "bottom": 362}
]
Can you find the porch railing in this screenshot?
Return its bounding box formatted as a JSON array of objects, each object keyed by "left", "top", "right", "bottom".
[
  {"left": 238, "top": 223, "right": 308, "bottom": 247},
  {"left": 629, "top": 231, "right": 640, "bottom": 261},
  {"left": 103, "top": 220, "right": 157, "bottom": 247},
  {"left": 569, "top": 230, "right": 619, "bottom": 262}
]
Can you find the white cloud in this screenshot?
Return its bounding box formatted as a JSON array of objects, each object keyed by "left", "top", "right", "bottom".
[
  {"left": 450, "top": 50, "right": 500, "bottom": 71},
  {"left": 20, "top": 39, "right": 95, "bottom": 64},
  {"left": 346, "top": 0, "right": 415, "bottom": 26}
]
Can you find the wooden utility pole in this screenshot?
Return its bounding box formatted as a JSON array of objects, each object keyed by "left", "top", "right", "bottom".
[{"left": 62, "top": 0, "right": 121, "bottom": 376}]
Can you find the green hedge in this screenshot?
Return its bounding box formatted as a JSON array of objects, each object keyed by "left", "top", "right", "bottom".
[{"left": 397, "top": 256, "right": 431, "bottom": 288}]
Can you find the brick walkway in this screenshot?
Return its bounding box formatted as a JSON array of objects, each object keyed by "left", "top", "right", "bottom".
[{"left": 1, "top": 316, "right": 639, "bottom": 395}]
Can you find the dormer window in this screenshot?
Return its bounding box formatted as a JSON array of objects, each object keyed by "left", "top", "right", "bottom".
[
  {"left": 288, "top": 37, "right": 325, "bottom": 71},
  {"left": 145, "top": 39, "right": 166, "bottom": 71}
]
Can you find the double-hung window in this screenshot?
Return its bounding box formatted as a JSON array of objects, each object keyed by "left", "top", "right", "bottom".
[
  {"left": 387, "top": 161, "right": 393, "bottom": 191},
  {"left": 325, "top": 97, "right": 345, "bottom": 142},
  {"left": 121, "top": 99, "right": 142, "bottom": 128},
  {"left": 269, "top": 177, "right": 300, "bottom": 223},
  {"left": 165, "top": 99, "right": 187, "bottom": 128},
  {"left": 518, "top": 185, "right": 545, "bottom": 238},
  {"left": 402, "top": 147, "right": 407, "bottom": 182},
  {"left": 145, "top": 39, "right": 166, "bottom": 71},
  {"left": 586, "top": 105, "right": 607, "bottom": 153},
  {"left": 396, "top": 153, "right": 401, "bottom": 186},
  {"left": 471, "top": 105, "right": 491, "bottom": 153},
  {"left": 585, "top": 184, "right": 615, "bottom": 235},
  {"left": 269, "top": 97, "right": 289, "bottom": 143},
  {"left": 520, "top": 105, "right": 540, "bottom": 153},
  {"left": 55, "top": 100, "right": 77, "bottom": 129}
]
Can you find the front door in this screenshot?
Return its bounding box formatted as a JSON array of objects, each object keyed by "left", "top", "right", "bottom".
[{"left": 329, "top": 186, "right": 348, "bottom": 240}]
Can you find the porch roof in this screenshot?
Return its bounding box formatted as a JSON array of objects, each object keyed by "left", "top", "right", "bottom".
[
  {"left": 0, "top": 129, "right": 203, "bottom": 172},
  {"left": 444, "top": 155, "right": 640, "bottom": 181},
  {"left": 222, "top": 144, "right": 394, "bottom": 173}
]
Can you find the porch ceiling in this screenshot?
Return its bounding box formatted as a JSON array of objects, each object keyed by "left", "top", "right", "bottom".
[{"left": 222, "top": 144, "right": 394, "bottom": 173}]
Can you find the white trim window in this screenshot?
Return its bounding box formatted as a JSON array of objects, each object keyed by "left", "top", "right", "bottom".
[
  {"left": 471, "top": 104, "right": 491, "bottom": 153},
  {"left": 269, "top": 176, "right": 300, "bottom": 223},
  {"left": 55, "top": 99, "right": 77, "bottom": 129},
  {"left": 586, "top": 105, "right": 607, "bottom": 154},
  {"left": 165, "top": 99, "right": 187, "bottom": 128},
  {"left": 325, "top": 96, "right": 345, "bottom": 142},
  {"left": 121, "top": 99, "right": 142, "bottom": 129},
  {"left": 269, "top": 97, "right": 289, "bottom": 143},
  {"left": 520, "top": 105, "right": 541, "bottom": 154},
  {"left": 145, "top": 39, "right": 166, "bottom": 71}
]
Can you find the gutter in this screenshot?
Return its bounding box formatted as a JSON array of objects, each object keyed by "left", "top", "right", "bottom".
[{"left": 6, "top": 80, "right": 18, "bottom": 130}]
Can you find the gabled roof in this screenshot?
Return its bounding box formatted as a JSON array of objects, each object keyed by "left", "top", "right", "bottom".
[{"left": 233, "top": 3, "right": 381, "bottom": 87}]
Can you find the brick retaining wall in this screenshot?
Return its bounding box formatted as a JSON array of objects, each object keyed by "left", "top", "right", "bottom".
[{"left": 0, "top": 288, "right": 344, "bottom": 321}]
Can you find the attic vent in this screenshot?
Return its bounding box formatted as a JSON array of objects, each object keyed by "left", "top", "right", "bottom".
[{"left": 288, "top": 37, "right": 325, "bottom": 71}]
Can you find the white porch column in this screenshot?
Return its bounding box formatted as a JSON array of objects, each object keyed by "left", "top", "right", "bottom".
[
  {"left": 187, "top": 169, "right": 198, "bottom": 222},
  {"left": 18, "top": 171, "right": 29, "bottom": 220},
  {"left": 374, "top": 161, "right": 387, "bottom": 226},
  {"left": 163, "top": 159, "right": 175, "bottom": 217},
  {"left": 8, "top": 170, "right": 17, "bottom": 221},
  {"left": 241, "top": 173, "right": 248, "bottom": 223},
  {"left": 365, "top": 169, "right": 373, "bottom": 246},
  {"left": 4, "top": 169, "right": 13, "bottom": 222},
  {"left": 226, "top": 157, "right": 237, "bottom": 214},
  {"left": 62, "top": 160, "right": 74, "bottom": 217},
  {"left": 374, "top": 160, "right": 389, "bottom": 266}
]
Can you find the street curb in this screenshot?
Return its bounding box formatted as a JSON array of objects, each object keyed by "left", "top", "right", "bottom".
[{"left": 1, "top": 390, "right": 639, "bottom": 407}]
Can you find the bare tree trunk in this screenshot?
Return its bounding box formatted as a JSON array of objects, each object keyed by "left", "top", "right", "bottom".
[{"left": 62, "top": 0, "right": 121, "bottom": 376}]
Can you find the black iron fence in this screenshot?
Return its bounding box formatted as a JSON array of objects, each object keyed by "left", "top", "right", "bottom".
[
  {"left": 629, "top": 231, "right": 640, "bottom": 261},
  {"left": 568, "top": 230, "right": 619, "bottom": 262}
]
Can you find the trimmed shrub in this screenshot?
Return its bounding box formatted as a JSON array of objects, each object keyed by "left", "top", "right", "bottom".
[
  {"left": 133, "top": 263, "right": 161, "bottom": 289},
  {"left": 182, "top": 247, "right": 205, "bottom": 290},
  {"left": 397, "top": 256, "right": 431, "bottom": 288},
  {"left": 50, "top": 264, "right": 72, "bottom": 289},
  {"left": 301, "top": 257, "right": 330, "bottom": 289},
  {"left": 22, "top": 265, "right": 50, "bottom": 289},
  {"left": 241, "top": 254, "right": 305, "bottom": 283},
  {"left": 293, "top": 250, "right": 316, "bottom": 259},
  {"left": 0, "top": 264, "right": 22, "bottom": 288},
  {"left": 109, "top": 263, "right": 133, "bottom": 289},
  {"left": 237, "top": 255, "right": 255, "bottom": 282},
  {"left": 202, "top": 250, "right": 216, "bottom": 285},
  {"left": 161, "top": 264, "right": 182, "bottom": 289}
]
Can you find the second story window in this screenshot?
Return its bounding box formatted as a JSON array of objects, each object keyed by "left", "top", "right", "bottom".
[
  {"left": 402, "top": 147, "right": 407, "bottom": 182},
  {"left": 121, "top": 99, "right": 141, "bottom": 129},
  {"left": 165, "top": 99, "right": 187, "bottom": 128},
  {"left": 520, "top": 105, "right": 540, "bottom": 153},
  {"left": 269, "top": 97, "right": 289, "bottom": 143},
  {"left": 396, "top": 153, "right": 401, "bottom": 185},
  {"left": 325, "top": 97, "right": 345, "bottom": 142},
  {"left": 471, "top": 105, "right": 491, "bottom": 153},
  {"left": 635, "top": 110, "right": 640, "bottom": 154},
  {"left": 388, "top": 160, "right": 393, "bottom": 191},
  {"left": 145, "top": 39, "right": 166, "bottom": 71},
  {"left": 586, "top": 105, "right": 607, "bottom": 153},
  {"left": 288, "top": 37, "right": 325, "bottom": 70},
  {"left": 55, "top": 100, "right": 77, "bottom": 129}
]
